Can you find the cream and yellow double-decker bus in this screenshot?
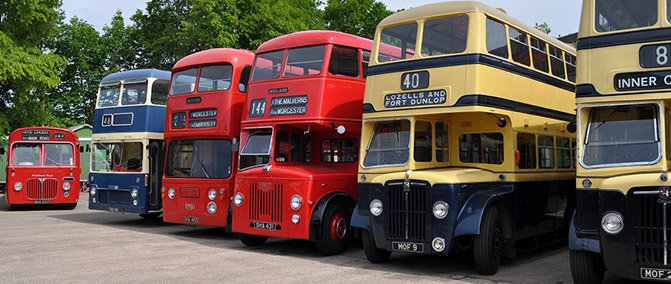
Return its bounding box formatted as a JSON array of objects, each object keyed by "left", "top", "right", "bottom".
[
  {"left": 570, "top": 0, "right": 671, "bottom": 283},
  {"left": 350, "top": 1, "right": 577, "bottom": 275}
]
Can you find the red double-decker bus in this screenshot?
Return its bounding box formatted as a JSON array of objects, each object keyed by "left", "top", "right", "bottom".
[
  {"left": 231, "top": 31, "right": 372, "bottom": 255},
  {"left": 162, "top": 48, "right": 254, "bottom": 226},
  {"left": 5, "top": 127, "right": 81, "bottom": 209}
]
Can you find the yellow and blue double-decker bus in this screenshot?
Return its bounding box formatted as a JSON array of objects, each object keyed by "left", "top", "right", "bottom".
[
  {"left": 351, "top": 1, "right": 577, "bottom": 275},
  {"left": 570, "top": 0, "right": 671, "bottom": 283},
  {"left": 88, "top": 69, "right": 170, "bottom": 218}
]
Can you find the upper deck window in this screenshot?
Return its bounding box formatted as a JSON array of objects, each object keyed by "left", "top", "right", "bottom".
[
  {"left": 44, "top": 144, "right": 74, "bottom": 166},
  {"left": 583, "top": 104, "right": 660, "bottom": 167},
  {"left": 379, "top": 23, "right": 417, "bottom": 62},
  {"left": 363, "top": 120, "right": 411, "bottom": 167},
  {"left": 239, "top": 129, "right": 272, "bottom": 170},
  {"left": 565, "top": 54, "right": 577, "bottom": 83},
  {"left": 198, "top": 65, "right": 233, "bottom": 92},
  {"left": 283, "top": 45, "right": 325, "bottom": 77},
  {"left": 509, "top": 27, "right": 530, "bottom": 66},
  {"left": 595, "top": 0, "right": 658, "bottom": 33},
  {"left": 531, "top": 37, "right": 549, "bottom": 73},
  {"left": 121, "top": 82, "right": 148, "bottom": 105},
  {"left": 421, "top": 15, "right": 468, "bottom": 56},
  {"left": 362, "top": 51, "right": 371, "bottom": 77},
  {"left": 252, "top": 50, "right": 284, "bottom": 81},
  {"left": 11, "top": 143, "right": 40, "bottom": 166},
  {"left": 151, "top": 80, "right": 169, "bottom": 105},
  {"left": 98, "top": 84, "right": 120, "bottom": 107},
  {"left": 668, "top": 1, "right": 671, "bottom": 22},
  {"left": 549, "top": 46, "right": 566, "bottom": 79},
  {"left": 170, "top": 68, "right": 197, "bottom": 95},
  {"left": 486, "top": 18, "right": 508, "bottom": 59},
  {"left": 329, "top": 46, "right": 359, "bottom": 77}
]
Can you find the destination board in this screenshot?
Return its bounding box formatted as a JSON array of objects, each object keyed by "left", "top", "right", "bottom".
[
  {"left": 614, "top": 70, "right": 671, "bottom": 91},
  {"left": 269, "top": 95, "right": 308, "bottom": 116},
  {"left": 384, "top": 89, "right": 447, "bottom": 108},
  {"left": 22, "top": 130, "right": 50, "bottom": 141}
]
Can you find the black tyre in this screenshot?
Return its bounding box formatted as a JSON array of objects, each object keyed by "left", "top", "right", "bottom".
[
  {"left": 238, "top": 233, "right": 268, "bottom": 247},
  {"left": 315, "top": 202, "right": 352, "bottom": 255},
  {"left": 473, "top": 206, "right": 503, "bottom": 275},
  {"left": 570, "top": 250, "right": 605, "bottom": 284},
  {"left": 362, "top": 230, "right": 391, "bottom": 263},
  {"left": 139, "top": 212, "right": 162, "bottom": 219}
]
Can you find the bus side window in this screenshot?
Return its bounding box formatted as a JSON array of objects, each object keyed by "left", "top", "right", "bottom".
[
  {"left": 238, "top": 66, "right": 252, "bottom": 93},
  {"left": 557, "top": 138, "right": 571, "bottom": 169},
  {"left": 538, "top": 136, "right": 555, "bottom": 169},
  {"left": 571, "top": 139, "right": 577, "bottom": 168},
  {"left": 517, "top": 133, "right": 537, "bottom": 169},
  {"left": 79, "top": 146, "right": 85, "bottom": 153},
  {"left": 549, "top": 46, "right": 566, "bottom": 79},
  {"left": 151, "top": 79, "right": 170, "bottom": 105},
  {"left": 509, "top": 27, "right": 530, "bottom": 66},
  {"left": 362, "top": 51, "right": 371, "bottom": 78},
  {"left": 414, "top": 121, "right": 432, "bottom": 162},
  {"left": 531, "top": 37, "right": 549, "bottom": 73},
  {"left": 565, "top": 54, "right": 576, "bottom": 83},
  {"left": 486, "top": 18, "right": 509, "bottom": 59},
  {"left": 329, "top": 45, "right": 360, "bottom": 77},
  {"left": 435, "top": 122, "right": 449, "bottom": 162}
]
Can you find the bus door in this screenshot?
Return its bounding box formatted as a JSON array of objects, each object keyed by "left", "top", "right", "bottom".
[{"left": 148, "top": 140, "right": 164, "bottom": 209}]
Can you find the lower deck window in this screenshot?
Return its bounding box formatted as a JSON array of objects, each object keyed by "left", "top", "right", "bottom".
[
  {"left": 239, "top": 130, "right": 272, "bottom": 170},
  {"left": 167, "top": 139, "right": 232, "bottom": 178},
  {"left": 92, "top": 142, "right": 143, "bottom": 172},
  {"left": 275, "top": 130, "right": 310, "bottom": 163},
  {"left": 322, "top": 139, "right": 357, "bottom": 163},
  {"left": 363, "top": 120, "right": 411, "bottom": 167},
  {"left": 459, "top": 133, "right": 504, "bottom": 165}
]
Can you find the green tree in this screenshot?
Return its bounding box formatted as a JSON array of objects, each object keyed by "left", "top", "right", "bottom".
[
  {"left": 238, "top": 0, "right": 325, "bottom": 50},
  {"left": 0, "top": 0, "right": 66, "bottom": 135},
  {"left": 179, "top": 0, "right": 239, "bottom": 52},
  {"left": 49, "top": 17, "right": 106, "bottom": 125},
  {"left": 102, "top": 11, "right": 139, "bottom": 72},
  {"left": 323, "top": 0, "right": 393, "bottom": 39},
  {"left": 535, "top": 22, "right": 552, "bottom": 34}
]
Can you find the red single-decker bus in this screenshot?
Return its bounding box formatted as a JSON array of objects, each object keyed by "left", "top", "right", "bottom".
[
  {"left": 5, "top": 127, "right": 81, "bottom": 209},
  {"left": 162, "top": 48, "right": 255, "bottom": 226}
]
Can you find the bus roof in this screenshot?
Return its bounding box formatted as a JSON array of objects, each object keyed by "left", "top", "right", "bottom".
[
  {"left": 380, "top": 1, "right": 574, "bottom": 52},
  {"left": 101, "top": 69, "right": 171, "bottom": 84},
  {"left": 172, "top": 48, "right": 255, "bottom": 71},
  {"left": 256, "top": 30, "right": 373, "bottom": 53},
  {"left": 10, "top": 126, "right": 77, "bottom": 140}
]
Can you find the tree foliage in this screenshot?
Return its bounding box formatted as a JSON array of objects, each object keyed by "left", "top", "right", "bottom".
[
  {"left": 324, "top": 0, "right": 393, "bottom": 39},
  {"left": 534, "top": 22, "right": 552, "bottom": 34}
]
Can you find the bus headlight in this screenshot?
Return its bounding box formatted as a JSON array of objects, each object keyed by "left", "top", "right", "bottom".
[
  {"left": 432, "top": 201, "right": 449, "bottom": 219},
  {"left": 168, "top": 188, "right": 176, "bottom": 199},
  {"left": 601, "top": 212, "right": 624, "bottom": 235},
  {"left": 290, "top": 195, "right": 302, "bottom": 210},
  {"left": 62, "top": 182, "right": 71, "bottom": 191},
  {"left": 13, "top": 182, "right": 22, "bottom": 192},
  {"left": 90, "top": 185, "right": 97, "bottom": 196},
  {"left": 207, "top": 202, "right": 217, "bottom": 214},
  {"left": 432, "top": 237, "right": 446, "bottom": 252},
  {"left": 131, "top": 188, "right": 139, "bottom": 199},
  {"left": 292, "top": 214, "right": 300, "bottom": 224},
  {"left": 208, "top": 188, "right": 217, "bottom": 201},
  {"left": 370, "top": 199, "right": 383, "bottom": 216},
  {"left": 234, "top": 193, "right": 243, "bottom": 207}
]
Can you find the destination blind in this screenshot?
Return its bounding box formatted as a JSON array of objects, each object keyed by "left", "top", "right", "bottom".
[
  {"left": 384, "top": 89, "right": 447, "bottom": 108},
  {"left": 614, "top": 70, "right": 671, "bottom": 92}
]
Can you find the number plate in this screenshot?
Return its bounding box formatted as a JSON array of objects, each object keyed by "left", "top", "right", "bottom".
[
  {"left": 183, "top": 217, "right": 199, "bottom": 223},
  {"left": 33, "top": 200, "right": 51, "bottom": 204},
  {"left": 254, "top": 221, "right": 277, "bottom": 230},
  {"left": 641, "top": 268, "right": 671, "bottom": 280},
  {"left": 640, "top": 44, "right": 671, "bottom": 68},
  {"left": 392, "top": 241, "right": 424, "bottom": 253},
  {"left": 400, "top": 71, "right": 430, "bottom": 90}
]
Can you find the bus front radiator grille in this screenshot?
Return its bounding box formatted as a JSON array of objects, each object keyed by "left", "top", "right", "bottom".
[
  {"left": 386, "top": 181, "right": 429, "bottom": 242},
  {"left": 26, "top": 178, "right": 58, "bottom": 200},
  {"left": 249, "top": 182, "right": 283, "bottom": 223},
  {"left": 633, "top": 190, "right": 671, "bottom": 266}
]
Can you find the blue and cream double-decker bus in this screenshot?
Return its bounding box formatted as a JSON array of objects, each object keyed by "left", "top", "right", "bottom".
[{"left": 88, "top": 69, "right": 170, "bottom": 218}]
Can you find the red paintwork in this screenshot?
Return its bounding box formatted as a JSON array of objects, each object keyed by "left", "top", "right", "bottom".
[
  {"left": 5, "top": 127, "right": 81, "bottom": 205},
  {"left": 232, "top": 31, "right": 372, "bottom": 240},
  {"left": 162, "top": 48, "right": 255, "bottom": 226}
]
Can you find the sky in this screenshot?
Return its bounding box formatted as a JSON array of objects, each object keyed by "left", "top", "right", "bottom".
[{"left": 61, "top": 0, "right": 581, "bottom": 37}]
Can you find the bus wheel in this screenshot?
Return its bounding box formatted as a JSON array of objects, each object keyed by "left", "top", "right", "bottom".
[
  {"left": 362, "top": 230, "right": 391, "bottom": 263},
  {"left": 140, "top": 212, "right": 162, "bottom": 219},
  {"left": 473, "top": 206, "right": 503, "bottom": 275},
  {"left": 316, "top": 202, "right": 351, "bottom": 255},
  {"left": 238, "top": 233, "right": 268, "bottom": 247},
  {"left": 570, "top": 250, "right": 605, "bottom": 284}
]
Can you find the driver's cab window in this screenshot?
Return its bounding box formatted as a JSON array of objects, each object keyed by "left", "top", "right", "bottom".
[{"left": 274, "top": 129, "right": 311, "bottom": 163}]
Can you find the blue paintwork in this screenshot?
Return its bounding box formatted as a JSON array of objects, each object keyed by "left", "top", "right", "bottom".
[
  {"left": 92, "top": 105, "right": 166, "bottom": 134},
  {"left": 101, "top": 69, "right": 171, "bottom": 83},
  {"left": 569, "top": 214, "right": 602, "bottom": 254},
  {"left": 453, "top": 186, "right": 513, "bottom": 236},
  {"left": 88, "top": 172, "right": 158, "bottom": 214}
]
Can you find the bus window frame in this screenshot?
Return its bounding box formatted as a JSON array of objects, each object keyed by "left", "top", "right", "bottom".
[
  {"left": 121, "top": 79, "right": 149, "bottom": 106},
  {"left": 457, "top": 132, "right": 505, "bottom": 165},
  {"left": 239, "top": 127, "right": 275, "bottom": 171},
  {"left": 170, "top": 67, "right": 199, "bottom": 96},
  {"left": 592, "top": 0, "right": 660, "bottom": 35},
  {"left": 361, "top": 118, "right": 412, "bottom": 169},
  {"left": 578, "top": 101, "right": 663, "bottom": 169},
  {"left": 197, "top": 64, "right": 234, "bottom": 93},
  {"left": 10, "top": 141, "right": 78, "bottom": 167},
  {"left": 327, "top": 45, "right": 361, "bottom": 78},
  {"left": 377, "top": 21, "right": 419, "bottom": 63},
  {"left": 419, "top": 14, "right": 470, "bottom": 58},
  {"left": 97, "top": 82, "right": 122, "bottom": 108},
  {"left": 282, "top": 45, "right": 326, "bottom": 79},
  {"left": 150, "top": 79, "right": 170, "bottom": 105}
]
